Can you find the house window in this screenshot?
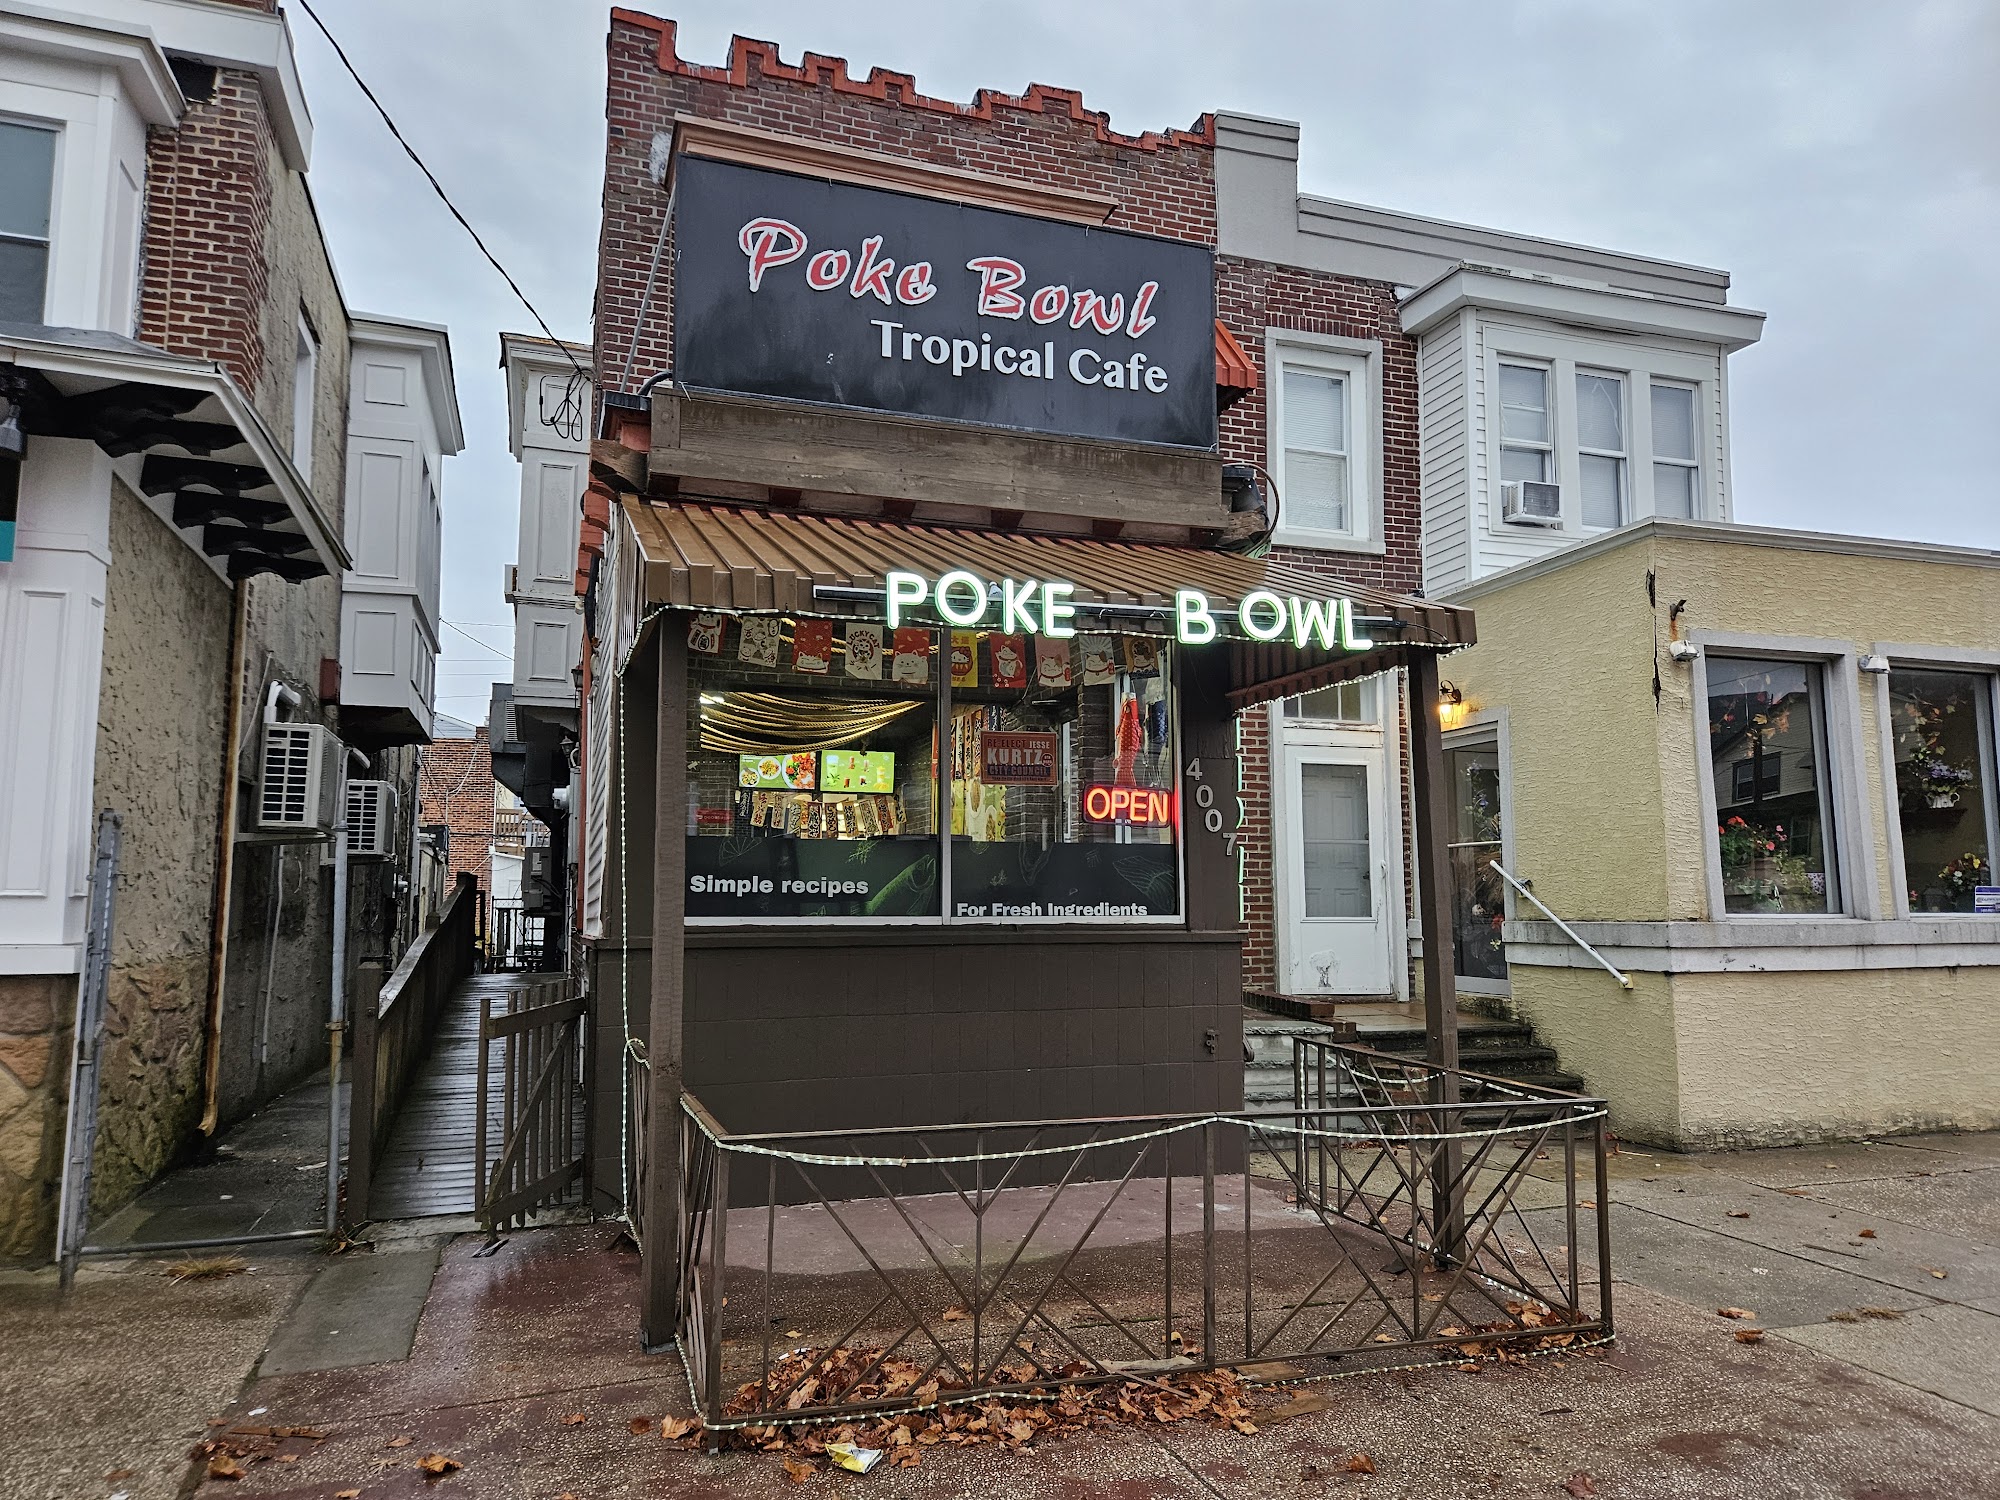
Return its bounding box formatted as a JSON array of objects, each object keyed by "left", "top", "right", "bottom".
[
  {"left": 1281, "top": 366, "right": 1350, "bottom": 534},
  {"left": 1283, "top": 677, "right": 1378, "bottom": 724},
  {"left": 1498, "top": 363, "right": 1552, "bottom": 484},
  {"left": 1576, "top": 371, "right": 1627, "bottom": 529},
  {"left": 1707, "top": 657, "right": 1839, "bottom": 914},
  {"left": 1888, "top": 667, "right": 1996, "bottom": 913},
  {"left": 1651, "top": 382, "right": 1699, "bottom": 518},
  {"left": 0, "top": 122, "right": 57, "bottom": 323},
  {"left": 1447, "top": 738, "right": 1507, "bottom": 983},
  {"left": 292, "top": 312, "right": 319, "bottom": 483}
]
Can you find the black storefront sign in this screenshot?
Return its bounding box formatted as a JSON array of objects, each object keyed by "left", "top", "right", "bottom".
[{"left": 672, "top": 156, "right": 1217, "bottom": 450}]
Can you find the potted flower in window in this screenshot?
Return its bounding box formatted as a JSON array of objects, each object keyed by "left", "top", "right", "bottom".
[
  {"left": 1898, "top": 698, "right": 1974, "bottom": 810},
  {"left": 1719, "top": 816, "right": 1789, "bottom": 909},
  {"left": 1917, "top": 759, "right": 1975, "bottom": 810},
  {"left": 1939, "top": 852, "right": 1992, "bottom": 911}
]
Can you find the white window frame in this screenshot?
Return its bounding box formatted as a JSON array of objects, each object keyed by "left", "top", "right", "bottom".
[
  {"left": 1868, "top": 644, "right": 2000, "bottom": 920},
  {"left": 1496, "top": 360, "right": 1554, "bottom": 486},
  {"left": 1443, "top": 710, "right": 1514, "bottom": 997},
  {"left": 1574, "top": 367, "right": 1628, "bottom": 531},
  {"left": 1648, "top": 379, "right": 1701, "bottom": 520},
  {"left": 1687, "top": 633, "right": 1879, "bottom": 922},
  {"left": 292, "top": 310, "right": 319, "bottom": 484},
  {"left": 1265, "top": 328, "right": 1382, "bottom": 555},
  {"left": 1480, "top": 323, "right": 1720, "bottom": 535},
  {"left": 0, "top": 117, "right": 58, "bottom": 323}
]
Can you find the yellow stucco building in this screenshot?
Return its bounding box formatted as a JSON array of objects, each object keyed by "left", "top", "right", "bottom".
[{"left": 1439, "top": 518, "right": 2000, "bottom": 1149}]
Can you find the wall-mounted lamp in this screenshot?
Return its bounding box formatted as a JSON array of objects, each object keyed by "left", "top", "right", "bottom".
[{"left": 1437, "top": 680, "right": 1466, "bottom": 730}]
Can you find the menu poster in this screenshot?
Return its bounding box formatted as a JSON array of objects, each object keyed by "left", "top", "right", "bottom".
[
  {"left": 792, "top": 618, "right": 834, "bottom": 674},
  {"left": 892, "top": 627, "right": 931, "bottom": 684},
  {"left": 738, "top": 615, "right": 782, "bottom": 667},
  {"left": 950, "top": 631, "right": 979, "bottom": 688},
  {"left": 989, "top": 633, "right": 1028, "bottom": 689},
  {"left": 843, "top": 623, "right": 884, "bottom": 680},
  {"left": 1034, "top": 636, "right": 1073, "bottom": 690},
  {"left": 1081, "top": 635, "right": 1117, "bottom": 685},
  {"left": 687, "top": 613, "right": 726, "bottom": 655}
]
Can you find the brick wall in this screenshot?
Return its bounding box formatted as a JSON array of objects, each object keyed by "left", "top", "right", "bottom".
[
  {"left": 419, "top": 732, "right": 495, "bottom": 896},
  {"left": 1216, "top": 258, "right": 1424, "bottom": 994},
  {"left": 598, "top": 10, "right": 1216, "bottom": 395}
]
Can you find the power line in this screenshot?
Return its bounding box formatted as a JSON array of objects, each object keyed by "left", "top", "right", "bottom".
[
  {"left": 295, "top": 0, "right": 590, "bottom": 391},
  {"left": 441, "top": 620, "right": 513, "bottom": 660}
]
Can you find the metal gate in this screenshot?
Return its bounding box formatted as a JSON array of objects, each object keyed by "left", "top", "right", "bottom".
[{"left": 475, "top": 977, "right": 586, "bottom": 1231}]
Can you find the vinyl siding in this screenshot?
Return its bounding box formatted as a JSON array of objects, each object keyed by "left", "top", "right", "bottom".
[{"left": 1417, "top": 314, "right": 1470, "bottom": 594}]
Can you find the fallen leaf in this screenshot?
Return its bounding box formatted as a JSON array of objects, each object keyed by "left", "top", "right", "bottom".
[
  {"left": 1346, "top": 1453, "right": 1377, "bottom": 1474},
  {"left": 1923, "top": 1267, "right": 1949, "bottom": 1280},
  {"left": 335, "top": 1491, "right": 360, "bottom": 1499},
  {"left": 1562, "top": 1474, "right": 1598, "bottom": 1498},
  {"left": 416, "top": 1452, "right": 463, "bottom": 1478},
  {"left": 661, "top": 1416, "right": 699, "bottom": 1440},
  {"left": 940, "top": 1307, "right": 968, "bottom": 1322},
  {"left": 1734, "top": 1329, "right": 1766, "bottom": 1344},
  {"left": 629, "top": 1417, "right": 654, "bottom": 1435},
  {"left": 1232, "top": 1419, "right": 1258, "bottom": 1435},
  {"left": 1717, "top": 1307, "right": 1756, "bottom": 1320},
  {"left": 1858, "top": 1228, "right": 1876, "bottom": 1238},
  {"left": 207, "top": 1454, "right": 246, "bottom": 1481},
  {"left": 561, "top": 1413, "right": 587, "bottom": 1426},
  {"left": 1578, "top": 1200, "right": 1596, "bottom": 1210},
  {"left": 1726, "top": 1210, "right": 1751, "bottom": 1219},
  {"left": 385, "top": 1436, "right": 414, "bottom": 1449},
  {"left": 782, "top": 1457, "right": 815, "bottom": 1484},
  {"left": 785, "top": 1329, "right": 803, "bottom": 1338},
  {"left": 275, "top": 1454, "right": 300, "bottom": 1464}
]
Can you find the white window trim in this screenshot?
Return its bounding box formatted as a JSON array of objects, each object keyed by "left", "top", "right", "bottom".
[
  {"left": 1443, "top": 709, "right": 1513, "bottom": 997},
  {"left": 1573, "top": 368, "right": 1629, "bottom": 531},
  {"left": 1687, "top": 632, "right": 1881, "bottom": 924},
  {"left": 1868, "top": 643, "right": 2000, "bottom": 920},
  {"left": 1647, "top": 378, "right": 1701, "bottom": 520},
  {"left": 1265, "top": 328, "right": 1383, "bottom": 555},
  {"left": 1496, "top": 359, "right": 1554, "bottom": 485},
  {"left": 292, "top": 309, "right": 318, "bottom": 485},
  {"left": 1481, "top": 323, "right": 1719, "bottom": 536}
]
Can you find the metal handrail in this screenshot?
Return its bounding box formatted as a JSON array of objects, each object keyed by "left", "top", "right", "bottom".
[{"left": 1489, "top": 860, "right": 1634, "bottom": 991}]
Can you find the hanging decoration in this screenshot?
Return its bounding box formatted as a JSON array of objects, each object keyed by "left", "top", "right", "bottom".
[
  {"left": 687, "top": 613, "right": 726, "bottom": 655},
  {"left": 737, "top": 616, "right": 782, "bottom": 668},
  {"left": 989, "top": 633, "right": 1027, "bottom": 689},
  {"left": 792, "top": 619, "right": 834, "bottom": 674},
  {"left": 698, "top": 692, "right": 924, "bottom": 754},
  {"left": 843, "top": 623, "right": 884, "bottom": 681},
  {"left": 1034, "top": 635, "right": 1073, "bottom": 690},
  {"left": 950, "top": 631, "right": 979, "bottom": 688},
  {"left": 892, "top": 627, "right": 931, "bottom": 684}
]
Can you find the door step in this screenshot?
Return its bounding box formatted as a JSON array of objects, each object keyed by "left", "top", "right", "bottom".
[{"left": 1244, "top": 990, "right": 1399, "bottom": 1024}]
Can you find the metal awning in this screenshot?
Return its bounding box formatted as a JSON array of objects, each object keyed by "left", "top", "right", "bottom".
[
  {"left": 0, "top": 323, "right": 346, "bottom": 581},
  {"left": 620, "top": 497, "right": 1472, "bottom": 707}
]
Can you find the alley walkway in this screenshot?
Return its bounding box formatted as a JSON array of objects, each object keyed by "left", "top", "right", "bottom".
[{"left": 367, "top": 972, "right": 574, "bottom": 1221}]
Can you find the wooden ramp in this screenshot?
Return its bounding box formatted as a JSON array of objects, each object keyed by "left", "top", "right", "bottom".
[{"left": 368, "top": 972, "right": 575, "bottom": 1220}]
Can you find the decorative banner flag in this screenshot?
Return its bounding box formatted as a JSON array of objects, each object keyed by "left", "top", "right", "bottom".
[
  {"left": 950, "top": 631, "right": 979, "bottom": 688},
  {"left": 792, "top": 618, "right": 834, "bottom": 674},
  {"left": 1122, "top": 636, "right": 1160, "bottom": 675},
  {"left": 687, "top": 613, "right": 726, "bottom": 655},
  {"left": 989, "top": 633, "right": 1028, "bottom": 689},
  {"left": 892, "top": 627, "right": 931, "bottom": 684},
  {"left": 1081, "top": 635, "right": 1117, "bottom": 685},
  {"left": 843, "top": 623, "right": 884, "bottom": 680},
  {"left": 737, "top": 616, "right": 781, "bottom": 668},
  {"left": 1034, "top": 636, "right": 1073, "bottom": 690}
]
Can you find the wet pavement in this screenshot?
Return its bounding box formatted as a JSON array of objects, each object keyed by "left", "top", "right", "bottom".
[{"left": 2, "top": 1131, "right": 1996, "bottom": 1499}]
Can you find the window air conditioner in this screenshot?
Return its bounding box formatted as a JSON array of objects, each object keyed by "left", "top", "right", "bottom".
[
  {"left": 346, "top": 779, "right": 396, "bottom": 859},
  {"left": 1500, "top": 480, "right": 1562, "bottom": 526},
  {"left": 256, "top": 722, "right": 341, "bottom": 833}
]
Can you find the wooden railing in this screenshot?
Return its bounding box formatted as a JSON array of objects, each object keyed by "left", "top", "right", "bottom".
[
  {"left": 347, "top": 872, "right": 479, "bottom": 1223},
  {"left": 476, "top": 975, "right": 587, "bottom": 1232}
]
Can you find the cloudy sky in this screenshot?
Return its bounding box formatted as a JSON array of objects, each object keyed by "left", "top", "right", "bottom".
[{"left": 290, "top": 0, "right": 1998, "bottom": 726}]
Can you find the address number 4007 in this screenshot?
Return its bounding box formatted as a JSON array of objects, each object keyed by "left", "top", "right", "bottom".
[{"left": 1182, "top": 758, "right": 1240, "bottom": 854}]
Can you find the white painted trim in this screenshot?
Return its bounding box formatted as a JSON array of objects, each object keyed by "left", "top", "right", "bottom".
[
  {"left": 1401, "top": 265, "right": 1765, "bottom": 350},
  {"left": 1270, "top": 717, "right": 1401, "bottom": 997},
  {"left": 351, "top": 315, "right": 465, "bottom": 455},
  {"left": 1444, "top": 709, "right": 1512, "bottom": 996},
  {"left": 1508, "top": 916, "right": 2000, "bottom": 973},
  {"left": 1264, "top": 327, "right": 1384, "bottom": 555},
  {"left": 0, "top": 5, "right": 182, "bottom": 125},
  {"left": 1869, "top": 651, "right": 2000, "bottom": 920},
  {"left": 0, "top": 942, "right": 82, "bottom": 974}
]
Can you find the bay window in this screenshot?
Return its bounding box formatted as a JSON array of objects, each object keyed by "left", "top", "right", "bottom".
[
  {"left": 1706, "top": 657, "right": 1839, "bottom": 914},
  {"left": 1498, "top": 363, "right": 1552, "bottom": 484},
  {"left": 1651, "top": 382, "right": 1699, "bottom": 519},
  {"left": 0, "top": 121, "right": 56, "bottom": 324},
  {"left": 1888, "top": 667, "right": 1997, "bottom": 913},
  {"left": 1575, "top": 371, "right": 1627, "bottom": 529}
]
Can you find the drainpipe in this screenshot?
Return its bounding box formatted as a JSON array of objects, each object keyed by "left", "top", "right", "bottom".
[
  {"left": 199, "top": 583, "right": 250, "bottom": 1135},
  {"left": 325, "top": 750, "right": 353, "bottom": 1234}
]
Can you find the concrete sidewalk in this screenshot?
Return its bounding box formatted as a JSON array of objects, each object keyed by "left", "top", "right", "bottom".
[{"left": 2, "top": 1130, "right": 1996, "bottom": 1499}]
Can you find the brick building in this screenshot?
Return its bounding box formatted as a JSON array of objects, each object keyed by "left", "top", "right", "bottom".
[
  {"left": 418, "top": 726, "right": 496, "bottom": 897},
  {"left": 0, "top": 0, "right": 459, "bottom": 1262}
]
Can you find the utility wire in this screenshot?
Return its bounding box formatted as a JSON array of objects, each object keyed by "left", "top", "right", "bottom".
[
  {"left": 441, "top": 620, "right": 513, "bottom": 660},
  {"left": 295, "top": 0, "right": 590, "bottom": 391}
]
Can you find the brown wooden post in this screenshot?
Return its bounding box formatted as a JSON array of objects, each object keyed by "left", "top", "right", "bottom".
[
  {"left": 1405, "top": 648, "right": 1464, "bottom": 1261},
  {"left": 640, "top": 624, "right": 689, "bottom": 1349}
]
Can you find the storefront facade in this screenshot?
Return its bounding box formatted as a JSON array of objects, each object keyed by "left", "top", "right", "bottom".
[
  {"left": 1441, "top": 519, "right": 2000, "bottom": 1148},
  {"left": 581, "top": 13, "right": 1475, "bottom": 1341}
]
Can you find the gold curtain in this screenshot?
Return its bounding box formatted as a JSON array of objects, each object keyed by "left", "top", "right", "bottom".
[{"left": 698, "top": 692, "right": 924, "bottom": 754}]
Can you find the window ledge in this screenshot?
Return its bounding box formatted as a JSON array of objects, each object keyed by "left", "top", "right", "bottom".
[
  {"left": 1269, "top": 527, "right": 1385, "bottom": 556},
  {"left": 1506, "top": 916, "right": 2000, "bottom": 974}
]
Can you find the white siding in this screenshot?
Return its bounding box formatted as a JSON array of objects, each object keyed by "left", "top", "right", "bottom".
[
  {"left": 580, "top": 522, "right": 619, "bottom": 940},
  {"left": 1417, "top": 312, "right": 1470, "bottom": 595}
]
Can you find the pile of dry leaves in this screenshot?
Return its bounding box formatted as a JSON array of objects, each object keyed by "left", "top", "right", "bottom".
[{"left": 190, "top": 1421, "right": 328, "bottom": 1482}]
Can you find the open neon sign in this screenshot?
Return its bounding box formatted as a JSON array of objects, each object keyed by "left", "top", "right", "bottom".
[
  {"left": 882, "top": 569, "right": 1374, "bottom": 651},
  {"left": 1082, "top": 785, "right": 1174, "bottom": 827}
]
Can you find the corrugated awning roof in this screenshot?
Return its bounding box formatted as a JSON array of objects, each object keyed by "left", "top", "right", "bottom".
[{"left": 620, "top": 497, "right": 1472, "bottom": 708}]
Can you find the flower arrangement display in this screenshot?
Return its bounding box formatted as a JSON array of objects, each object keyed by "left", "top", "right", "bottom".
[
  {"left": 1939, "top": 852, "right": 1992, "bottom": 901},
  {"left": 1718, "top": 815, "right": 1786, "bottom": 869},
  {"left": 1896, "top": 694, "right": 1975, "bottom": 810}
]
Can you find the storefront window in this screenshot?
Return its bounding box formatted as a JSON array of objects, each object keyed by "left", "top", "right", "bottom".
[
  {"left": 684, "top": 619, "right": 941, "bottom": 919},
  {"left": 1447, "top": 740, "right": 1507, "bottom": 983},
  {"left": 948, "top": 633, "right": 1179, "bottom": 920},
  {"left": 1707, "top": 657, "right": 1838, "bottom": 914},
  {"left": 1888, "top": 667, "right": 1996, "bottom": 913}
]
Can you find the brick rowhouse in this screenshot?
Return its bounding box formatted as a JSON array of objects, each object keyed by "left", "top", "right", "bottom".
[
  {"left": 419, "top": 730, "right": 496, "bottom": 898},
  {"left": 595, "top": 11, "right": 1428, "bottom": 1003}
]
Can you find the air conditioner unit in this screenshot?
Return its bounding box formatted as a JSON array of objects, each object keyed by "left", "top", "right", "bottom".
[
  {"left": 346, "top": 780, "right": 396, "bottom": 859},
  {"left": 256, "top": 722, "right": 341, "bottom": 833},
  {"left": 1500, "top": 480, "right": 1562, "bottom": 526}
]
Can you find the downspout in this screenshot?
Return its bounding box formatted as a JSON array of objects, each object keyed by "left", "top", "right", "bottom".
[{"left": 199, "top": 582, "right": 250, "bottom": 1135}]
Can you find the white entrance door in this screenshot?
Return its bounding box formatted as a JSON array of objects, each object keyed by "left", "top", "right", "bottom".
[{"left": 1277, "top": 744, "right": 1396, "bottom": 996}]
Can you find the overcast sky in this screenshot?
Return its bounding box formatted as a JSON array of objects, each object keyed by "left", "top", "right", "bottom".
[{"left": 291, "top": 0, "right": 1998, "bottom": 726}]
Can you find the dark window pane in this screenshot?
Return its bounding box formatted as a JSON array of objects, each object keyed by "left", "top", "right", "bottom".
[
  {"left": 0, "top": 240, "right": 47, "bottom": 323},
  {"left": 0, "top": 122, "right": 55, "bottom": 240},
  {"left": 1447, "top": 743, "right": 1506, "bottom": 982},
  {"left": 1708, "top": 657, "right": 1837, "bottom": 913},
  {"left": 1889, "top": 668, "right": 1996, "bottom": 913}
]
